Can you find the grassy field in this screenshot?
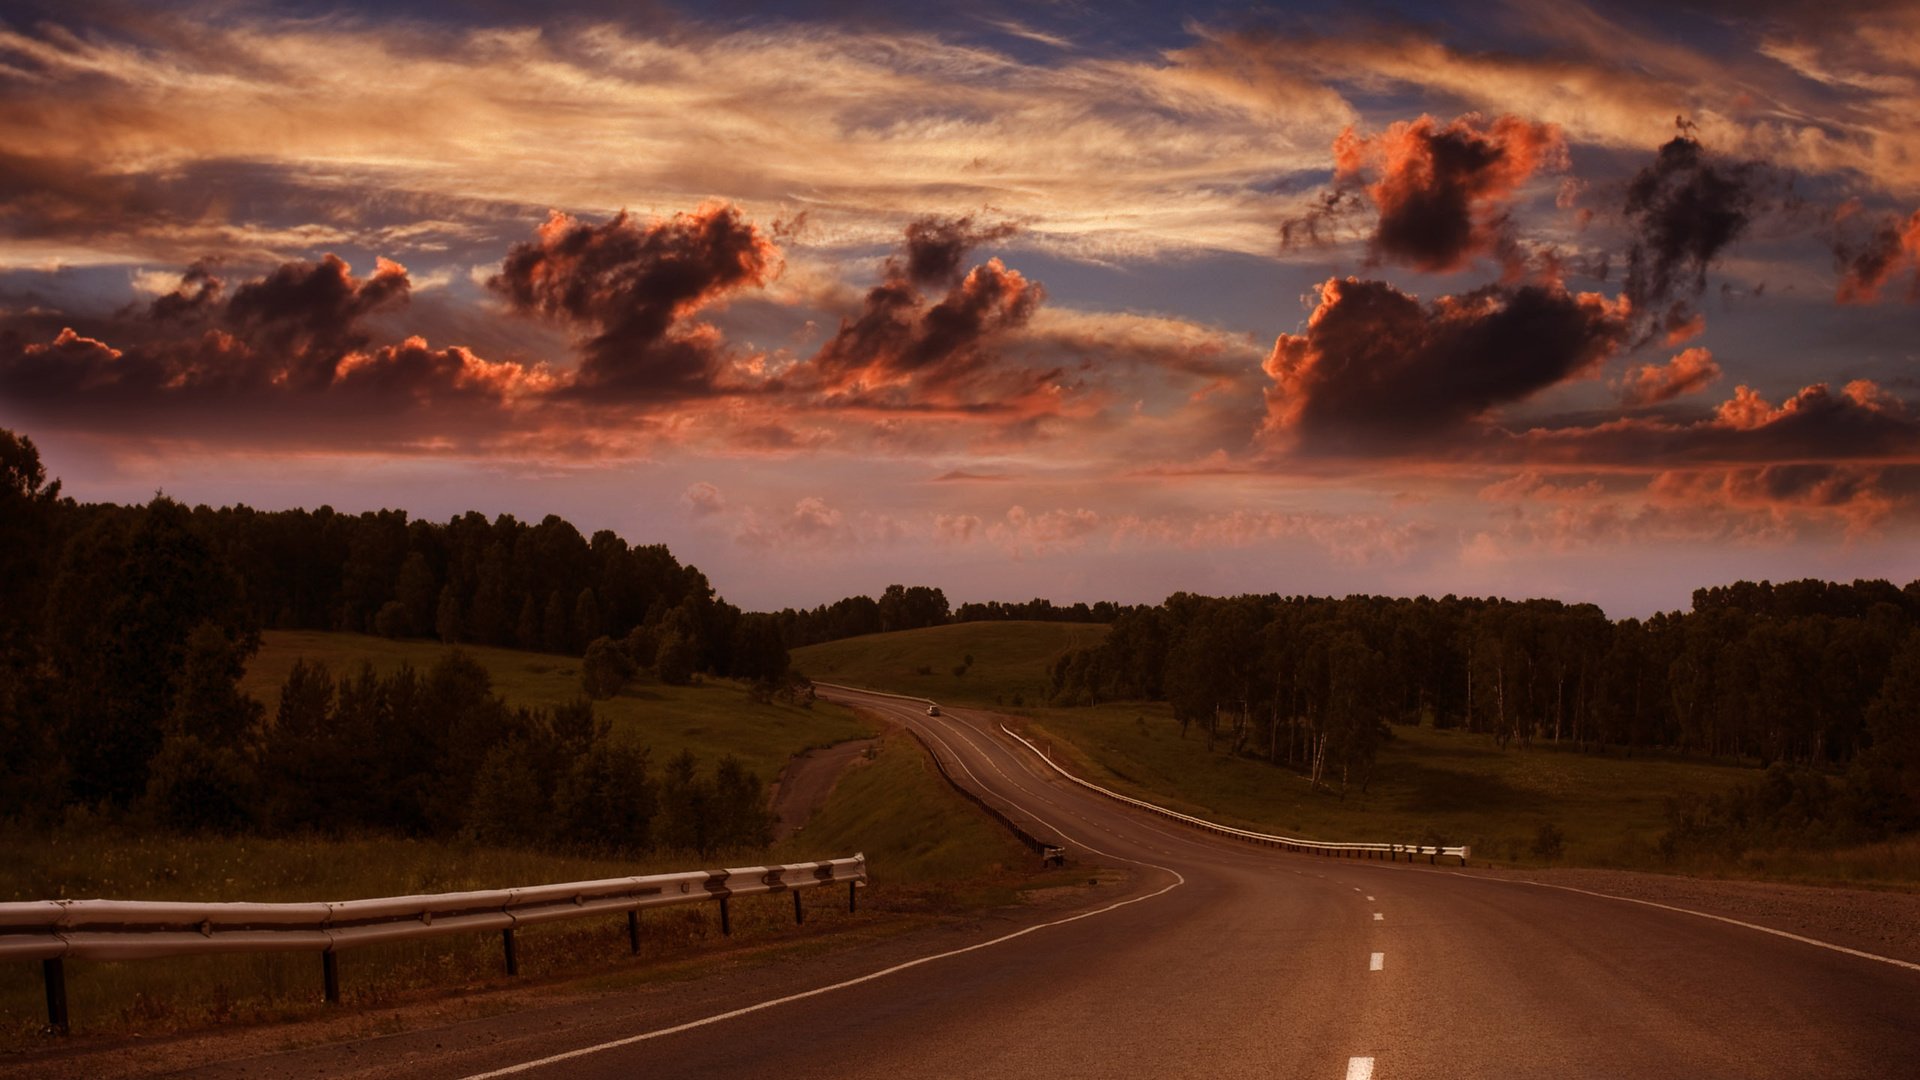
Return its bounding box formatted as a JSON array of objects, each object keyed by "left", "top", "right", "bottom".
[
  {"left": 1015, "top": 702, "right": 1756, "bottom": 869},
  {"left": 246, "top": 630, "right": 872, "bottom": 785},
  {"left": 792, "top": 621, "right": 1106, "bottom": 709},
  {"left": 0, "top": 633, "right": 1044, "bottom": 1046}
]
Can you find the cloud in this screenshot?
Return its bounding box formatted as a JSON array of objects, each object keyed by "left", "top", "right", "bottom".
[
  {"left": 805, "top": 217, "right": 1051, "bottom": 412},
  {"left": 489, "top": 204, "right": 778, "bottom": 399},
  {"left": 1648, "top": 464, "right": 1899, "bottom": 536},
  {"left": 1262, "top": 276, "right": 1630, "bottom": 453},
  {"left": 224, "top": 254, "right": 411, "bottom": 389},
  {"left": 1109, "top": 508, "right": 1439, "bottom": 565},
  {"left": 1618, "top": 346, "right": 1722, "bottom": 406},
  {"left": 1623, "top": 132, "right": 1772, "bottom": 338},
  {"left": 902, "top": 216, "right": 1020, "bottom": 288},
  {"left": 985, "top": 505, "right": 1101, "bottom": 558},
  {"left": 1325, "top": 113, "right": 1565, "bottom": 273},
  {"left": 682, "top": 481, "right": 727, "bottom": 517},
  {"left": 1517, "top": 378, "right": 1920, "bottom": 466},
  {"left": 0, "top": 253, "right": 554, "bottom": 450},
  {"left": 1833, "top": 206, "right": 1920, "bottom": 303}
]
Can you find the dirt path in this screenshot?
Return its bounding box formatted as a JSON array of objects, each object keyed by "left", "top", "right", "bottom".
[{"left": 770, "top": 738, "right": 878, "bottom": 840}]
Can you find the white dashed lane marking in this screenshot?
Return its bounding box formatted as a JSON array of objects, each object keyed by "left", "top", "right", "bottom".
[
  {"left": 1369, "top": 952, "right": 1384, "bottom": 971},
  {"left": 1372, "top": 912, "right": 1383, "bottom": 921},
  {"left": 1347, "top": 1056, "right": 1375, "bottom": 1079}
]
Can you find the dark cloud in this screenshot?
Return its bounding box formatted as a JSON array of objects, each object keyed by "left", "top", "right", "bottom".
[
  {"left": 808, "top": 218, "right": 1047, "bottom": 410},
  {"left": 146, "top": 260, "right": 224, "bottom": 322},
  {"left": 0, "top": 253, "right": 543, "bottom": 449},
  {"left": 489, "top": 204, "right": 777, "bottom": 399},
  {"left": 1263, "top": 276, "right": 1630, "bottom": 453},
  {"left": 224, "top": 255, "right": 411, "bottom": 388},
  {"left": 902, "top": 216, "right": 1019, "bottom": 288},
  {"left": 1285, "top": 114, "right": 1564, "bottom": 273},
  {"left": 1622, "top": 132, "right": 1771, "bottom": 337},
  {"left": 1520, "top": 380, "right": 1920, "bottom": 467},
  {"left": 1832, "top": 207, "right": 1920, "bottom": 305}
]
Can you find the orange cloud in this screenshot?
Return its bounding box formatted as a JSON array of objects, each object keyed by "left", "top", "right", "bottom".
[
  {"left": 1264, "top": 277, "right": 1629, "bottom": 453},
  {"left": 1619, "top": 347, "right": 1721, "bottom": 407},
  {"left": 1331, "top": 113, "right": 1565, "bottom": 273}
]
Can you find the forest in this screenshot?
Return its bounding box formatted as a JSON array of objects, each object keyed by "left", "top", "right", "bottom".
[
  {"left": 0, "top": 429, "right": 774, "bottom": 851},
  {"left": 1042, "top": 588, "right": 1920, "bottom": 840}
]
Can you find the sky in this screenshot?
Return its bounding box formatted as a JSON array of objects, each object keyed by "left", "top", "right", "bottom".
[{"left": 1, "top": 0, "right": 1917, "bottom": 617}]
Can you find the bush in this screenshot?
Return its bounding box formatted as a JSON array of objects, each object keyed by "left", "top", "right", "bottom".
[
  {"left": 1531, "top": 821, "right": 1566, "bottom": 862},
  {"left": 465, "top": 740, "right": 551, "bottom": 846},
  {"left": 142, "top": 734, "right": 257, "bottom": 833},
  {"left": 553, "top": 741, "right": 657, "bottom": 852},
  {"left": 580, "top": 636, "right": 635, "bottom": 699}
]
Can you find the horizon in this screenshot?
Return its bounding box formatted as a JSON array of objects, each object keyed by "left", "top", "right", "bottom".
[{"left": 5, "top": 1, "right": 1918, "bottom": 621}]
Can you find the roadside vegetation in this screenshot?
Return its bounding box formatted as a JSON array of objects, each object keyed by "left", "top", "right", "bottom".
[{"left": 800, "top": 610, "right": 1920, "bottom": 889}]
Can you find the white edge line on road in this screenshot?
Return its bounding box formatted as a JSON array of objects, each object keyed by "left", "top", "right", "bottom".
[
  {"left": 1369, "top": 952, "right": 1384, "bottom": 971},
  {"left": 1481, "top": 875, "right": 1920, "bottom": 974},
  {"left": 460, "top": 699, "right": 1191, "bottom": 1080},
  {"left": 1347, "top": 1056, "right": 1375, "bottom": 1079},
  {"left": 460, "top": 865, "right": 1187, "bottom": 1079}
]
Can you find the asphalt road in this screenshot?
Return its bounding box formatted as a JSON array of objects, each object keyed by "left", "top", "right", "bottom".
[{"left": 114, "top": 687, "right": 1920, "bottom": 1080}]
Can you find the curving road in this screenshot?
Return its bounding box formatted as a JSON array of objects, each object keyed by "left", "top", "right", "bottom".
[{"left": 120, "top": 688, "right": 1920, "bottom": 1079}]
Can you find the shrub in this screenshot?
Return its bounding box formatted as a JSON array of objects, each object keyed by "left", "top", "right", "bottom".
[
  {"left": 142, "top": 734, "right": 257, "bottom": 833},
  {"left": 1531, "top": 821, "right": 1566, "bottom": 862}
]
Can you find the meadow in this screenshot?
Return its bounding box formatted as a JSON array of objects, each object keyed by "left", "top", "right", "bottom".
[{"left": 792, "top": 620, "right": 1107, "bottom": 710}]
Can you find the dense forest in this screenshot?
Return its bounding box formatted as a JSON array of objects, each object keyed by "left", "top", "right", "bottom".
[
  {"left": 0, "top": 429, "right": 775, "bottom": 851},
  {"left": 1042, "top": 588, "right": 1920, "bottom": 838}
]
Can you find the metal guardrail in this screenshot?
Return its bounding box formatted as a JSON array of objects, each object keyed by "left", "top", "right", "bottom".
[
  {"left": 2, "top": 854, "right": 866, "bottom": 1034},
  {"left": 813, "top": 683, "right": 1467, "bottom": 866},
  {"left": 1001, "top": 724, "right": 1470, "bottom": 865}
]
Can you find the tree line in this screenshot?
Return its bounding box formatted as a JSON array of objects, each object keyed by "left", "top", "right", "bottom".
[
  {"left": 1044, "top": 588, "right": 1920, "bottom": 835},
  {"left": 0, "top": 428, "right": 779, "bottom": 852}
]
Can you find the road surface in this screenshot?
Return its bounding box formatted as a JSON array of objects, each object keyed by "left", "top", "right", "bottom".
[{"left": 92, "top": 687, "right": 1920, "bottom": 1079}]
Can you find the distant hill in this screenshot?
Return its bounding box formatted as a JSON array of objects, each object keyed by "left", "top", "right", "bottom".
[{"left": 792, "top": 621, "right": 1108, "bottom": 708}]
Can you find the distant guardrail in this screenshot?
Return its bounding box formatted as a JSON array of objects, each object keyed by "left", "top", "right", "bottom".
[
  {"left": 1, "top": 854, "right": 866, "bottom": 1034},
  {"left": 1001, "top": 724, "right": 1470, "bottom": 866}
]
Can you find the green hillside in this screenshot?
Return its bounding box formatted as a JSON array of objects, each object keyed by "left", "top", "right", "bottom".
[
  {"left": 247, "top": 630, "right": 872, "bottom": 786},
  {"left": 792, "top": 621, "right": 1107, "bottom": 708}
]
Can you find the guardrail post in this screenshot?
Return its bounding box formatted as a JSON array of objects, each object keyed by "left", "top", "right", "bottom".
[
  {"left": 719, "top": 896, "right": 731, "bottom": 936},
  {"left": 793, "top": 889, "right": 804, "bottom": 925},
  {"left": 627, "top": 910, "right": 641, "bottom": 955},
  {"left": 1429, "top": 848, "right": 1436, "bottom": 865},
  {"left": 42, "top": 958, "right": 68, "bottom": 1035},
  {"left": 502, "top": 928, "right": 519, "bottom": 976},
  {"left": 322, "top": 951, "right": 340, "bottom": 1004},
  {"left": 849, "top": 880, "right": 857, "bottom": 914}
]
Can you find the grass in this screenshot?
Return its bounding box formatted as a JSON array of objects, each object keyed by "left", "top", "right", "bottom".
[
  {"left": 792, "top": 621, "right": 1106, "bottom": 709},
  {"left": 246, "top": 630, "right": 874, "bottom": 784},
  {"left": 0, "top": 633, "right": 1049, "bottom": 1047},
  {"left": 1014, "top": 702, "right": 1759, "bottom": 871}
]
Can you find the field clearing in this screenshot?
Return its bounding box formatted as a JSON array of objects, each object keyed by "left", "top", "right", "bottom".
[
  {"left": 793, "top": 621, "right": 1105, "bottom": 709},
  {"left": 246, "top": 630, "right": 872, "bottom": 785}
]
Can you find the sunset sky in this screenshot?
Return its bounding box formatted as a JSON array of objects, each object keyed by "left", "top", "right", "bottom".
[{"left": 2, "top": 0, "right": 1917, "bottom": 616}]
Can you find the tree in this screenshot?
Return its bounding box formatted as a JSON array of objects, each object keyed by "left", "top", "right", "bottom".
[
  {"left": 572, "top": 587, "right": 602, "bottom": 654},
  {"left": 435, "top": 584, "right": 463, "bottom": 643},
  {"left": 581, "top": 636, "right": 636, "bottom": 699},
  {"left": 553, "top": 740, "right": 657, "bottom": 851}
]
